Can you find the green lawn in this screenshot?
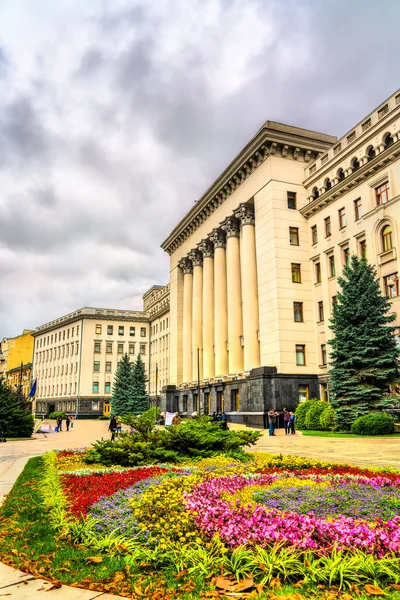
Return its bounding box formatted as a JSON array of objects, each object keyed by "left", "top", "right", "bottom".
[{"left": 300, "top": 430, "right": 400, "bottom": 438}]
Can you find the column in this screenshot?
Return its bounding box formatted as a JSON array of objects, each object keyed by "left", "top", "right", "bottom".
[
  {"left": 234, "top": 203, "right": 260, "bottom": 371},
  {"left": 198, "top": 239, "right": 215, "bottom": 378},
  {"left": 209, "top": 228, "right": 228, "bottom": 376},
  {"left": 179, "top": 257, "right": 193, "bottom": 383},
  {"left": 221, "top": 216, "right": 244, "bottom": 373},
  {"left": 189, "top": 250, "right": 203, "bottom": 381}
]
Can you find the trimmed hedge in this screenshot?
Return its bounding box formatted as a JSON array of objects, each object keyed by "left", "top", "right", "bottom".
[
  {"left": 304, "top": 401, "right": 327, "bottom": 431},
  {"left": 49, "top": 411, "right": 66, "bottom": 419},
  {"left": 320, "top": 404, "right": 335, "bottom": 431},
  {"left": 351, "top": 412, "right": 395, "bottom": 435}
]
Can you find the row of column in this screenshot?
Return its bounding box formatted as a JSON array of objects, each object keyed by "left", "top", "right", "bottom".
[{"left": 179, "top": 202, "right": 260, "bottom": 383}]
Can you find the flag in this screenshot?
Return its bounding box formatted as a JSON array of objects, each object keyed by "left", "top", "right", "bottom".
[{"left": 28, "top": 379, "right": 37, "bottom": 398}]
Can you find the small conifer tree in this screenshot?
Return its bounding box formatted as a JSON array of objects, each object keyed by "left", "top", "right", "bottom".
[
  {"left": 130, "top": 354, "right": 148, "bottom": 414},
  {"left": 329, "top": 256, "right": 399, "bottom": 430},
  {"left": 0, "top": 377, "right": 34, "bottom": 438},
  {"left": 111, "top": 353, "right": 134, "bottom": 415}
]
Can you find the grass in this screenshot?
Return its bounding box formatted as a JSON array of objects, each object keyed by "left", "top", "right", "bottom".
[
  {"left": 1, "top": 457, "right": 400, "bottom": 599},
  {"left": 300, "top": 430, "right": 400, "bottom": 438}
]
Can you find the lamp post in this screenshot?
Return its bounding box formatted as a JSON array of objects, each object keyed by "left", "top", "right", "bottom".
[{"left": 197, "top": 347, "right": 201, "bottom": 415}]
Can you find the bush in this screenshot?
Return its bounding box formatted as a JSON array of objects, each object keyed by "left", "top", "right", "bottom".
[
  {"left": 351, "top": 412, "right": 395, "bottom": 435},
  {"left": 84, "top": 416, "right": 261, "bottom": 466},
  {"left": 49, "top": 411, "right": 66, "bottom": 420},
  {"left": 294, "top": 399, "right": 318, "bottom": 430},
  {"left": 0, "top": 378, "right": 34, "bottom": 438},
  {"left": 305, "top": 401, "right": 327, "bottom": 431},
  {"left": 319, "top": 404, "right": 335, "bottom": 431}
]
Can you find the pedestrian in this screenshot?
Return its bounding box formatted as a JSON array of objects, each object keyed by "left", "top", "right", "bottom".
[
  {"left": 66, "top": 415, "right": 71, "bottom": 432},
  {"left": 109, "top": 414, "right": 117, "bottom": 442},
  {"left": 0, "top": 420, "right": 6, "bottom": 443},
  {"left": 116, "top": 419, "right": 122, "bottom": 434},
  {"left": 283, "top": 408, "right": 290, "bottom": 436},
  {"left": 216, "top": 411, "right": 222, "bottom": 422},
  {"left": 57, "top": 415, "right": 62, "bottom": 432},
  {"left": 289, "top": 412, "right": 296, "bottom": 435},
  {"left": 268, "top": 409, "right": 278, "bottom": 436},
  {"left": 171, "top": 412, "right": 181, "bottom": 426},
  {"left": 212, "top": 411, "right": 218, "bottom": 421},
  {"left": 220, "top": 412, "right": 228, "bottom": 430}
]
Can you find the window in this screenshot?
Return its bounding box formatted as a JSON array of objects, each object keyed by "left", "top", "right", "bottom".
[
  {"left": 321, "top": 383, "right": 329, "bottom": 402},
  {"left": 129, "top": 343, "right": 135, "bottom": 354},
  {"left": 318, "top": 301, "right": 324, "bottom": 322},
  {"left": 315, "top": 262, "right": 321, "bottom": 283},
  {"left": 382, "top": 225, "right": 393, "bottom": 252},
  {"left": 92, "top": 382, "right": 99, "bottom": 393},
  {"left": 376, "top": 181, "right": 389, "bottom": 205},
  {"left": 324, "top": 217, "right": 331, "bottom": 237},
  {"left": 231, "top": 389, "right": 240, "bottom": 412},
  {"left": 105, "top": 361, "right": 111, "bottom": 372},
  {"left": 95, "top": 324, "right": 102, "bottom": 334},
  {"left": 295, "top": 344, "right": 306, "bottom": 366},
  {"left": 117, "top": 343, "right": 124, "bottom": 354},
  {"left": 118, "top": 326, "right": 124, "bottom": 335},
  {"left": 130, "top": 327, "right": 135, "bottom": 336},
  {"left": 293, "top": 302, "right": 304, "bottom": 322},
  {"left": 72, "top": 327, "right": 74, "bottom": 337},
  {"left": 321, "top": 344, "right": 327, "bottom": 366},
  {"left": 105, "top": 382, "right": 111, "bottom": 393},
  {"left": 183, "top": 395, "right": 188, "bottom": 412},
  {"left": 92, "top": 400, "right": 99, "bottom": 411},
  {"left": 140, "top": 327, "right": 147, "bottom": 337},
  {"left": 94, "top": 361, "right": 100, "bottom": 372},
  {"left": 384, "top": 274, "right": 399, "bottom": 298},
  {"left": 298, "top": 385, "right": 309, "bottom": 403},
  {"left": 94, "top": 342, "right": 101, "bottom": 353},
  {"left": 289, "top": 227, "right": 299, "bottom": 246},
  {"left": 193, "top": 393, "right": 199, "bottom": 413},
  {"left": 287, "top": 191, "right": 296, "bottom": 209},
  {"left": 311, "top": 225, "right": 318, "bottom": 245},
  {"left": 291, "top": 263, "right": 301, "bottom": 283},
  {"left": 343, "top": 247, "right": 350, "bottom": 268},
  {"left": 77, "top": 325, "right": 79, "bottom": 335},
  {"left": 140, "top": 344, "right": 146, "bottom": 355},
  {"left": 76, "top": 342, "right": 79, "bottom": 354},
  {"left": 338, "top": 208, "right": 346, "bottom": 229},
  {"left": 106, "top": 342, "right": 112, "bottom": 353},
  {"left": 107, "top": 325, "right": 113, "bottom": 335},
  {"left": 328, "top": 254, "right": 336, "bottom": 277},
  {"left": 216, "top": 391, "right": 224, "bottom": 412},
  {"left": 354, "top": 198, "right": 362, "bottom": 221},
  {"left": 360, "top": 239, "right": 367, "bottom": 259}
]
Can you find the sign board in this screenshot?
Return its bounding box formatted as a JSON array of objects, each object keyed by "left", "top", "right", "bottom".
[{"left": 165, "top": 412, "right": 175, "bottom": 426}]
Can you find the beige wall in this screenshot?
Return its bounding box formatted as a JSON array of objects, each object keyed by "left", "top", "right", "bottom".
[{"left": 149, "top": 314, "right": 170, "bottom": 394}]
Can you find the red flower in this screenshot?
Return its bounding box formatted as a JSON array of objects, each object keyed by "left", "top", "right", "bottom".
[{"left": 61, "top": 467, "right": 167, "bottom": 516}]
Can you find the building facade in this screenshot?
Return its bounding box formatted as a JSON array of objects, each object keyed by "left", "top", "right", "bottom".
[
  {"left": 159, "top": 89, "right": 400, "bottom": 427},
  {"left": 5, "top": 330, "right": 35, "bottom": 398},
  {"left": 143, "top": 285, "right": 170, "bottom": 397},
  {"left": 32, "top": 307, "right": 149, "bottom": 418}
]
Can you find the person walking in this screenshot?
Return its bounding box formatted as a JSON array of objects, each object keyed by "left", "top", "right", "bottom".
[
  {"left": 220, "top": 412, "right": 228, "bottom": 430},
  {"left": 289, "top": 412, "right": 296, "bottom": 435},
  {"left": 283, "top": 408, "right": 290, "bottom": 435},
  {"left": 0, "top": 420, "right": 6, "bottom": 442},
  {"left": 116, "top": 419, "right": 122, "bottom": 435},
  {"left": 66, "top": 415, "right": 71, "bottom": 432},
  {"left": 268, "top": 409, "right": 278, "bottom": 436},
  {"left": 109, "top": 414, "right": 117, "bottom": 441},
  {"left": 56, "top": 415, "right": 62, "bottom": 432},
  {"left": 211, "top": 411, "right": 218, "bottom": 421}
]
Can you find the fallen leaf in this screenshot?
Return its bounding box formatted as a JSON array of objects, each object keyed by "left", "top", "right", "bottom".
[
  {"left": 233, "top": 577, "right": 254, "bottom": 592},
  {"left": 45, "top": 583, "right": 62, "bottom": 591},
  {"left": 392, "top": 585, "right": 400, "bottom": 591},
  {"left": 364, "top": 585, "right": 386, "bottom": 596},
  {"left": 86, "top": 556, "right": 103, "bottom": 564}
]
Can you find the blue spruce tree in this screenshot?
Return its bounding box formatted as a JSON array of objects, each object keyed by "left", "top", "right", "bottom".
[
  {"left": 111, "top": 353, "right": 134, "bottom": 415},
  {"left": 130, "top": 354, "right": 148, "bottom": 414}
]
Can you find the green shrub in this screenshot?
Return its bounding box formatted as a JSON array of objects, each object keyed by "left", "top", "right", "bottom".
[
  {"left": 351, "top": 412, "right": 395, "bottom": 435},
  {"left": 49, "top": 411, "right": 66, "bottom": 420},
  {"left": 304, "top": 401, "right": 327, "bottom": 431},
  {"left": 84, "top": 416, "right": 261, "bottom": 466},
  {"left": 294, "top": 399, "right": 318, "bottom": 430},
  {"left": 319, "top": 404, "right": 335, "bottom": 431},
  {"left": 0, "top": 378, "right": 34, "bottom": 438}
]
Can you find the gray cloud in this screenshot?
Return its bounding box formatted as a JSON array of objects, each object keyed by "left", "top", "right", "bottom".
[{"left": 0, "top": 0, "right": 399, "bottom": 336}]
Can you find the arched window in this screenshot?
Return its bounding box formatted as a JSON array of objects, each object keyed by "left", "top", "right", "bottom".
[
  {"left": 384, "top": 133, "right": 394, "bottom": 149},
  {"left": 324, "top": 178, "right": 332, "bottom": 191},
  {"left": 351, "top": 158, "right": 360, "bottom": 172},
  {"left": 337, "top": 168, "right": 345, "bottom": 182},
  {"left": 312, "top": 187, "right": 319, "bottom": 200},
  {"left": 382, "top": 225, "right": 393, "bottom": 252},
  {"left": 367, "top": 146, "right": 376, "bottom": 161}
]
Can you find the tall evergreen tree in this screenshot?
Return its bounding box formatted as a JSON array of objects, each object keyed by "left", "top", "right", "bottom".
[
  {"left": 130, "top": 354, "right": 148, "bottom": 414},
  {"left": 111, "top": 353, "right": 134, "bottom": 415},
  {"left": 329, "top": 255, "right": 399, "bottom": 430},
  {"left": 0, "top": 377, "right": 34, "bottom": 438}
]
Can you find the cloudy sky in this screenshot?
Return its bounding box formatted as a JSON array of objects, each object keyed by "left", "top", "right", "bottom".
[{"left": 0, "top": 0, "right": 399, "bottom": 336}]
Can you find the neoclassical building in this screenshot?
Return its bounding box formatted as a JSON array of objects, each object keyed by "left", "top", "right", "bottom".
[{"left": 159, "top": 88, "right": 400, "bottom": 427}]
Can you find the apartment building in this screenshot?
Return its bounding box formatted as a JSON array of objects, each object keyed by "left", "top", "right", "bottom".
[
  {"left": 143, "top": 284, "right": 170, "bottom": 396},
  {"left": 33, "top": 307, "right": 149, "bottom": 418}
]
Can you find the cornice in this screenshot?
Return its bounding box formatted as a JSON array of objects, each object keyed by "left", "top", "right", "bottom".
[
  {"left": 301, "top": 140, "right": 400, "bottom": 219},
  {"left": 161, "top": 124, "right": 334, "bottom": 255}
]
